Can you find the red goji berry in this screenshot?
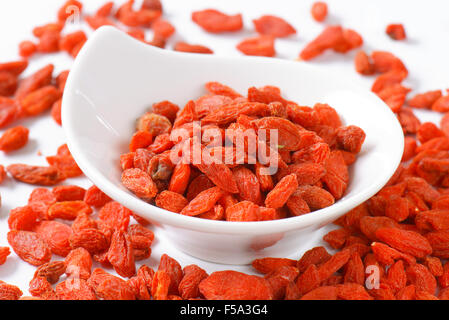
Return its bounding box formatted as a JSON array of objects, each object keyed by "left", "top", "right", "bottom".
[
  {"left": 386, "top": 24, "right": 406, "bottom": 41},
  {"left": 192, "top": 9, "right": 243, "bottom": 33},
  {"left": 253, "top": 15, "right": 296, "bottom": 38},
  {"left": 311, "top": 2, "right": 328, "bottom": 22}
]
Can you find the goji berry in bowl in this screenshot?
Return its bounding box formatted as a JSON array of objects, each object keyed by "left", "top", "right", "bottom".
[{"left": 62, "top": 27, "right": 403, "bottom": 264}]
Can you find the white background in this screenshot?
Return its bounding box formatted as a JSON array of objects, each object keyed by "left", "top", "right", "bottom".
[{"left": 0, "top": 0, "right": 447, "bottom": 296}]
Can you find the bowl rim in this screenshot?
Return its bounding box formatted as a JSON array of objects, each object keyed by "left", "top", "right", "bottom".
[{"left": 62, "top": 26, "right": 404, "bottom": 236}]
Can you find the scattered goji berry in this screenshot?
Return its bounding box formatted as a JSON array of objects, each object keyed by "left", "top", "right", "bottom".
[
  {"left": 0, "top": 281, "right": 23, "bottom": 300},
  {"left": 69, "top": 228, "right": 109, "bottom": 254},
  {"left": 65, "top": 247, "right": 92, "bottom": 280},
  {"left": 253, "top": 15, "right": 296, "bottom": 38},
  {"left": 174, "top": 42, "right": 213, "bottom": 54},
  {"left": 107, "top": 230, "right": 136, "bottom": 278},
  {"left": 236, "top": 35, "right": 275, "bottom": 57},
  {"left": 7, "top": 164, "right": 65, "bottom": 186},
  {"left": 8, "top": 205, "right": 39, "bottom": 231},
  {"left": 87, "top": 268, "right": 135, "bottom": 300},
  {"left": 34, "top": 220, "right": 73, "bottom": 257},
  {"left": 192, "top": 9, "right": 243, "bottom": 33},
  {"left": 83, "top": 185, "right": 111, "bottom": 208},
  {"left": 386, "top": 24, "right": 406, "bottom": 41},
  {"left": 199, "top": 270, "right": 273, "bottom": 300},
  {"left": 7, "top": 230, "right": 51, "bottom": 266},
  {"left": 311, "top": 2, "right": 328, "bottom": 22},
  {"left": 0, "top": 247, "right": 11, "bottom": 265}
]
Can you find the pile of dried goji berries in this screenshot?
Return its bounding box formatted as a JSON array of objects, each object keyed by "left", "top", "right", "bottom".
[
  {"left": 1, "top": 0, "right": 449, "bottom": 301},
  {"left": 120, "top": 83, "right": 365, "bottom": 220}
]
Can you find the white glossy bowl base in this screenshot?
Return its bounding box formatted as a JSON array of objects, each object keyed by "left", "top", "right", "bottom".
[{"left": 62, "top": 27, "right": 404, "bottom": 264}]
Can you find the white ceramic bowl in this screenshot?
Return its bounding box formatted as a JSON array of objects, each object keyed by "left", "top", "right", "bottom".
[{"left": 62, "top": 27, "right": 404, "bottom": 265}]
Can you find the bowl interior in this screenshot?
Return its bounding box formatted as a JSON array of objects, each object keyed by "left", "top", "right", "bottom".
[{"left": 62, "top": 27, "right": 404, "bottom": 235}]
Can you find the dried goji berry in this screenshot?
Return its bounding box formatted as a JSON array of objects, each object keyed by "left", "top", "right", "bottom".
[
  {"left": 0, "top": 282, "right": 23, "bottom": 300},
  {"left": 375, "top": 227, "right": 432, "bottom": 258},
  {"left": 408, "top": 90, "right": 442, "bottom": 109},
  {"left": 47, "top": 201, "right": 92, "bottom": 220},
  {"left": 386, "top": 24, "right": 406, "bottom": 41},
  {"left": 45, "top": 156, "right": 81, "bottom": 180},
  {"left": 65, "top": 247, "right": 92, "bottom": 280},
  {"left": 7, "top": 164, "right": 65, "bottom": 186},
  {"left": 286, "top": 192, "right": 310, "bottom": 216},
  {"left": 18, "top": 40, "right": 37, "bottom": 58},
  {"left": 417, "top": 122, "right": 444, "bottom": 143},
  {"left": 157, "top": 254, "right": 183, "bottom": 295},
  {"left": 233, "top": 166, "right": 262, "bottom": 204},
  {"left": 371, "top": 51, "right": 408, "bottom": 74},
  {"left": 121, "top": 168, "right": 158, "bottom": 200},
  {"left": 385, "top": 196, "right": 409, "bottom": 222},
  {"left": 69, "top": 228, "right": 109, "bottom": 254},
  {"left": 35, "top": 261, "right": 66, "bottom": 284},
  {"left": 155, "top": 190, "right": 188, "bottom": 213},
  {"left": 343, "top": 252, "right": 364, "bottom": 285},
  {"left": 424, "top": 256, "right": 443, "bottom": 277},
  {"left": 371, "top": 242, "right": 416, "bottom": 266},
  {"left": 205, "top": 82, "right": 242, "bottom": 100},
  {"left": 425, "top": 230, "right": 449, "bottom": 258},
  {"left": 236, "top": 36, "right": 275, "bottom": 57},
  {"left": 0, "top": 60, "right": 28, "bottom": 75},
  {"left": 83, "top": 185, "right": 111, "bottom": 208},
  {"left": 192, "top": 9, "right": 243, "bottom": 33},
  {"left": 56, "top": 279, "right": 97, "bottom": 300},
  {"left": 253, "top": 15, "right": 296, "bottom": 38},
  {"left": 174, "top": 42, "right": 213, "bottom": 54},
  {"left": 225, "top": 201, "right": 259, "bottom": 221},
  {"left": 254, "top": 117, "right": 304, "bottom": 151},
  {"left": 168, "top": 163, "right": 190, "bottom": 195},
  {"left": 299, "top": 25, "right": 344, "bottom": 60},
  {"left": 15, "top": 64, "right": 54, "bottom": 100},
  {"left": 34, "top": 220, "right": 72, "bottom": 257},
  {"left": 316, "top": 249, "right": 351, "bottom": 283},
  {"left": 292, "top": 185, "right": 335, "bottom": 211},
  {"left": 7, "top": 230, "right": 51, "bottom": 266},
  {"left": 386, "top": 260, "right": 407, "bottom": 293},
  {"left": 199, "top": 270, "right": 273, "bottom": 300},
  {"left": 116, "top": 0, "right": 161, "bottom": 27},
  {"left": 323, "top": 228, "right": 350, "bottom": 249},
  {"left": 406, "top": 263, "right": 437, "bottom": 295},
  {"left": 88, "top": 268, "right": 135, "bottom": 300},
  {"left": 60, "top": 31, "right": 87, "bottom": 57},
  {"left": 265, "top": 174, "right": 298, "bottom": 209},
  {"left": 128, "top": 224, "right": 154, "bottom": 257},
  {"left": 295, "top": 264, "right": 320, "bottom": 296},
  {"left": 195, "top": 161, "right": 239, "bottom": 194},
  {"left": 152, "top": 100, "right": 180, "bottom": 123},
  {"left": 178, "top": 264, "right": 208, "bottom": 300},
  {"left": 151, "top": 269, "right": 170, "bottom": 300},
  {"left": 354, "top": 50, "right": 375, "bottom": 75},
  {"left": 265, "top": 266, "right": 299, "bottom": 300},
  {"left": 20, "top": 86, "right": 60, "bottom": 117},
  {"left": 98, "top": 201, "right": 132, "bottom": 232},
  {"left": 0, "top": 247, "right": 11, "bottom": 265},
  {"left": 0, "top": 71, "right": 18, "bottom": 96},
  {"left": 8, "top": 205, "right": 39, "bottom": 231},
  {"left": 152, "top": 19, "right": 175, "bottom": 39},
  {"left": 252, "top": 257, "right": 297, "bottom": 275},
  {"left": 181, "top": 187, "right": 224, "bottom": 216},
  {"left": 107, "top": 230, "right": 136, "bottom": 278},
  {"left": 311, "top": 2, "right": 328, "bottom": 22}
]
